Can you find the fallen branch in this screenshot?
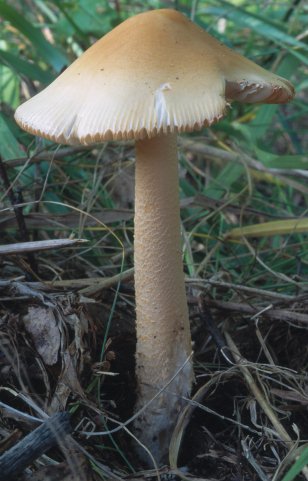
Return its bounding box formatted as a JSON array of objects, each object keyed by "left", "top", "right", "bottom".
[{"left": 0, "top": 412, "right": 72, "bottom": 480}]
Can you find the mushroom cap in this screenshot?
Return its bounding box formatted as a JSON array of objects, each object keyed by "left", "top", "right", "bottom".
[{"left": 15, "top": 9, "right": 294, "bottom": 145}]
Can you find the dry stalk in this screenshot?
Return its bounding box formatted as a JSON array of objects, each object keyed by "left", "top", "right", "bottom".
[
  {"left": 180, "top": 138, "right": 308, "bottom": 184},
  {"left": 187, "top": 278, "right": 298, "bottom": 301},
  {"left": 207, "top": 299, "right": 308, "bottom": 325},
  {"left": 224, "top": 331, "right": 308, "bottom": 481},
  {"left": 48, "top": 267, "right": 134, "bottom": 294}
]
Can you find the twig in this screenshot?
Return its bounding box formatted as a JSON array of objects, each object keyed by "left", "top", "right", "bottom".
[
  {"left": 207, "top": 299, "right": 308, "bottom": 325},
  {"left": 198, "top": 298, "right": 227, "bottom": 354},
  {"left": 0, "top": 238, "right": 88, "bottom": 256},
  {"left": 0, "top": 412, "right": 72, "bottom": 480},
  {"left": 0, "top": 156, "right": 37, "bottom": 274},
  {"left": 4, "top": 146, "right": 90, "bottom": 167},
  {"left": 180, "top": 138, "right": 308, "bottom": 182},
  {"left": 0, "top": 280, "right": 55, "bottom": 306},
  {"left": 58, "top": 267, "right": 134, "bottom": 294},
  {"left": 43, "top": 267, "right": 133, "bottom": 292},
  {"left": 188, "top": 278, "right": 298, "bottom": 301},
  {"left": 0, "top": 208, "right": 133, "bottom": 230}
]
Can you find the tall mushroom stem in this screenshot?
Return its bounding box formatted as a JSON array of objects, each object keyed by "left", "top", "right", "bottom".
[{"left": 133, "top": 132, "right": 193, "bottom": 464}]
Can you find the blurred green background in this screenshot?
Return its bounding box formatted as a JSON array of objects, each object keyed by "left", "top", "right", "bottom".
[{"left": 0, "top": 0, "right": 307, "bottom": 288}]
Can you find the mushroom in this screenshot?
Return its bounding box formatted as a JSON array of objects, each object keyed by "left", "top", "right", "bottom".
[{"left": 15, "top": 9, "right": 294, "bottom": 465}]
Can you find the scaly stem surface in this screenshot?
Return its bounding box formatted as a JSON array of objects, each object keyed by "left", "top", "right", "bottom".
[{"left": 133, "top": 133, "right": 193, "bottom": 465}]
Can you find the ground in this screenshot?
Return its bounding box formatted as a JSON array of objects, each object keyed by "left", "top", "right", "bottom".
[{"left": 0, "top": 235, "right": 308, "bottom": 480}]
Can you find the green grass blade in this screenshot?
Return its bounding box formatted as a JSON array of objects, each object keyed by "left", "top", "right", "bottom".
[
  {"left": 202, "top": 3, "right": 308, "bottom": 61},
  {"left": 0, "top": 49, "right": 53, "bottom": 83},
  {"left": 227, "top": 218, "right": 308, "bottom": 239},
  {"left": 281, "top": 446, "right": 308, "bottom": 481},
  {"left": 0, "top": 0, "right": 68, "bottom": 71},
  {"left": 0, "top": 63, "right": 19, "bottom": 107},
  {"left": 256, "top": 150, "right": 308, "bottom": 169},
  {"left": 0, "top": 112, "right": 25, "bottom": 160}
]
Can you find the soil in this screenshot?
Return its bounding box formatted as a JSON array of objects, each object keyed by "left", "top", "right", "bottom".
[{"left": 1, "top": 274, "right": 308, "bottom": 481}]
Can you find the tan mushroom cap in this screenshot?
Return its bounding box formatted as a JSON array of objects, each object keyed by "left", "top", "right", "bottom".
[{"left": 15, "top": 9, "right": 294, "bottom": 145}]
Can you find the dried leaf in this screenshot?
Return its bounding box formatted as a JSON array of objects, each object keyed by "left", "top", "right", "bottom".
[
  {"left": 23, "top": 306, "right": 60, "bottom": 365},
  {"left": 50, "top": 348, "right": 84, "bottom": 412},
  {"left": 271, "top": 388, "right": 308, "bottom": 405}
]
